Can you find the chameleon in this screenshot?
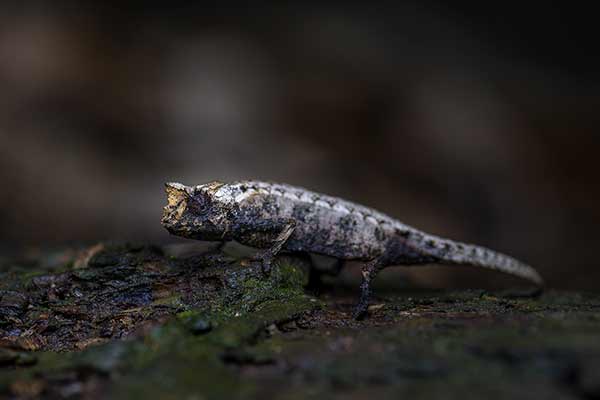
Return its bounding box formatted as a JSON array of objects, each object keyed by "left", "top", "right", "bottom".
[{"left": 161, "top": 180, "right": 544, "bottom": 319}]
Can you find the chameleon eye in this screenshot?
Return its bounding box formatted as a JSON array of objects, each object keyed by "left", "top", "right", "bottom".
[{"left": 188, "top": 193, "right": 211, "bottom": 214}]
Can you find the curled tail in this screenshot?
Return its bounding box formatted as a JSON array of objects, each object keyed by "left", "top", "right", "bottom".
[{"left": 405, "top": 230, "right": 544, "bottom": 287}]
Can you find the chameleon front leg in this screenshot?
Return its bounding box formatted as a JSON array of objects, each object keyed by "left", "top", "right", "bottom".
[
  {"left": 352, "top": 257, "right": 385, "bottom": 320},
  {"left": 232, "top": 218, "right": 296, "bottom": 274},
  {"left": 251, "top": 221, "right": 296, "bottom": 274}
]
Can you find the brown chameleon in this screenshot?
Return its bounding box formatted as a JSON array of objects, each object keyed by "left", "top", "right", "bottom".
[{"left": 161, "top": 181, "right": 543, "bottom": 319}]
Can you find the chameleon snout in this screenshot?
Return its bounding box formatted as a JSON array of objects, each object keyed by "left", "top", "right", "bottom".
[{"left": 162, "top": 182, "right": 192, "bottom": 227}]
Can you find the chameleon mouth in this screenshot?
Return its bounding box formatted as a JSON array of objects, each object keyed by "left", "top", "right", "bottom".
[{"left": 162, "top": 183, "right": 191, "bottom": 226}]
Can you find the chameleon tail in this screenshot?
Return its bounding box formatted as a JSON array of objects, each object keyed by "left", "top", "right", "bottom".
[
  {"left": 407, "top": 232, "right": 544, "bottom": 287},
  {"left": 448, "top": 242, "right": 543, "bottom": 287}
]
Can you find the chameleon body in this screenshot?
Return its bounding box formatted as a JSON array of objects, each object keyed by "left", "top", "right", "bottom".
[{"left": 161, "top": 180, "right": 544, "bottom": 319}]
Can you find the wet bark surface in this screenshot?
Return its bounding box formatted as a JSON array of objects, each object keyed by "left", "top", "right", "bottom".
[{"left": 1, "top": 243, "right": 599, "bottom": 399}]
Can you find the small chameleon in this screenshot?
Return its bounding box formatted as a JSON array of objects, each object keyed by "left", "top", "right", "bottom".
[{"left": 161, "top": 180, "right": 544, "bottom": 319}]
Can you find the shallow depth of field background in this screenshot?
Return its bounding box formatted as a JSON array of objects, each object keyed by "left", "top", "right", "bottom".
[{"left": 1, "top": 2, "right": 598, "bottom": 290}]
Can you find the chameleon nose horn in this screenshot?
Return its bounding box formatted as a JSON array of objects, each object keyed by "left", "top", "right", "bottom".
[{"left": 165, "top": 182, "right": 197, "bottom": 197}]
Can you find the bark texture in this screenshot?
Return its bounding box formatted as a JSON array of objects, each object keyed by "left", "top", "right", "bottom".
[{"left": 1, "top": 243, "right": 599, "bottom": 399}]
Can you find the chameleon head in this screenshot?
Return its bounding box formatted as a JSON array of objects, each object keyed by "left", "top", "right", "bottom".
[{"left": 161, "top": 181, "right": 231, "bottom": 241}]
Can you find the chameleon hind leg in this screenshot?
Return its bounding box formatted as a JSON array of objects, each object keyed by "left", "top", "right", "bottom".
[
  {"left": 352, "top": 257, "right": 385, "bottom": 320},
  {"left": 307, "top": 258, "right": 344, "bottom": 293}
]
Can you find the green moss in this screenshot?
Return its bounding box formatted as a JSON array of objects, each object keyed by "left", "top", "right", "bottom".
[
  {"left": 1, "top": 253, "right": 319, "bottom": 399},
  {"left": 6, "top": 244, "right": 600, "bottom": 400},
  {"left": 216, "top": 258, "right": 313, "bottom": 317}
]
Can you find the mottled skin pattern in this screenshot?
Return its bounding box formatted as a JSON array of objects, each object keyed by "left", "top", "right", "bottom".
[{"left": 161, "top": 181, "right": 544, "bottom": 319}]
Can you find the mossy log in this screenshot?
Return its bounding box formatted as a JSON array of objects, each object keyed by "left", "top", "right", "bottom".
[{"left": 1, "top": 243, "right": 599, "bottom": 399}]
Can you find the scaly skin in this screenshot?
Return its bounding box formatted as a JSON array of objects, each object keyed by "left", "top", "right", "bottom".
[{"left": 161, "top": 180, "right": 544, "bottom": 319}]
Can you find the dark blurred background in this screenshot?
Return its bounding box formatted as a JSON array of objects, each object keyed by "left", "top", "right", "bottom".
[{"left": 1, "top": 2, "right": 599, "bottom": 290}]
